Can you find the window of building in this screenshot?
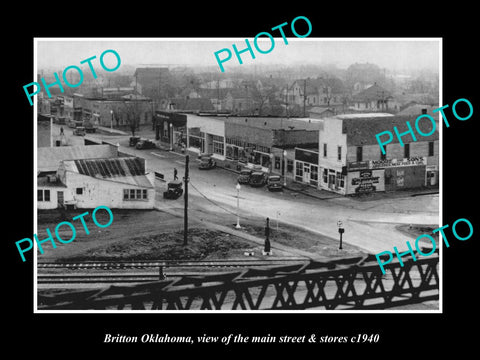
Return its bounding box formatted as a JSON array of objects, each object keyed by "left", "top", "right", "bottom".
[
  {"left": 428, "top": 142, "right": 434, "bottom": 156},
  {"left": 212, "top": 135, "right": 224, "bottom": 156},
  {"left": 380, "top": 146, "right": 387, "bottom": 160},
  {"left": 336, "top": 172, "right": 345, "bottom": 188},
  {"left": 189, "top": 135, "right": 204, "bottom": 152},
  {"left": 337, "top": 146, "right": 342, "bottom": 161},
  {"left": 76, "top": 188, "right": 83, "bottom": 195},
  {"left": 124, "top": 188, "right": 148, "bottom": 201},
  {"left": 356, "top": 146, "right": 363, "bottom": 162},
  {"left": 323, "top": 143, "right": 327, "bottom": 157},
  {"left": 404, "top": 143, "right": 410, "bottom": 158},
  {"left": 323, "top": 168, "right": 328, "bottom": 183},
  {"left": 311, "top": 166, "right": 318, "bottom": 186},
  {"left": 295, "top": 161, "right": 303, "bottom": 182},
  {"left": 38, "top": 189, "right": 50, "bottom": 202}
]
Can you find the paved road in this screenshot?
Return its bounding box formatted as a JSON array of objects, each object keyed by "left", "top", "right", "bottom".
[{"left": 53, "top": 125, "right": 440, "bottom": 255}]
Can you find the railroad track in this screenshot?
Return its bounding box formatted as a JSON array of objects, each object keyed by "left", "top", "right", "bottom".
[
  {"left": 37, "top": 258, "right": 311, "bottom": 285},
  {"left": 37, "top": 258, "right": 309, "bottom": 270}
]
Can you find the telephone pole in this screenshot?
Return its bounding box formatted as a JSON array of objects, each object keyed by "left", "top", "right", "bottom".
[{"left": 183, "top": 155, "right": 189, "bottom": 246}]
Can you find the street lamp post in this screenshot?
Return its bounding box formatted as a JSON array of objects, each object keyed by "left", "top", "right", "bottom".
[
  {"left": 235, "top": 183, "right": 241, "bottom": 229},
  {"left": 169, "top": 122, "right": 173, "bottom": 151},
  {"left": 110, "top": 110, "right": 113, "bottom": 129},
  {"left": 283, "top": 150, "right": 287, "bottom": 187}
]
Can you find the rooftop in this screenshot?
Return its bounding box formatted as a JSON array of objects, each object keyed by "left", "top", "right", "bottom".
[
  {"left": 37, "top": 144, "right": 119, "bottom": 172},
  {"left": 62, "top": 157, "right": 153, "bottom": 188}
]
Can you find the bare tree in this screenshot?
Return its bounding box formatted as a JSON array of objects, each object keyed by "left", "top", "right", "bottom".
[{"left": 120, "top": 100, "right": 142, "bottom": 136}]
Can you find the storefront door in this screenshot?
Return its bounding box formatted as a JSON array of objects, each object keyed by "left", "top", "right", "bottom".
[
  {"left": 328, "top": 173, "right": 336, "bottom": 189},
  {"left": 303, "top": 164, "right": 311, "bottom": 183}
]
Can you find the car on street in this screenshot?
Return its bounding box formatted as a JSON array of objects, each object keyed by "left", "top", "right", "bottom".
[
  {"left": 198, "top": 155, "right": 216, "bottom": 170},
  {"left": 135, "top": 139, "right": 156, "bottom": 150},
  {"left": 129, "top": 136, "right": 141, "bottom": 147},
  {"left": 73, "top": 126, "right": 86, "bottom": 136},
  {"left": 266, "top": 175, "right": 283, "bottom": 191},
  {"left": 237, "top": 169, "right": 252, "bottom": 184},
  {"left": 249, "top": 171, "right": 267, "bottom": 187},
  {"left": 163, "top": 180, "right": 184, "bottom": 199}
]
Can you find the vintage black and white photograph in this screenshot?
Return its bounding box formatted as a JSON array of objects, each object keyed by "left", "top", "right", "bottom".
[{"left": 33, "top": 38, "right": 441, "bottom": 312}]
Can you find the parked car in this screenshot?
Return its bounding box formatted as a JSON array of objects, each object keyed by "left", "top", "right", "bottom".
[
  {"left": 249, "top": 171, "right": 267, "bottom": 187},
  {"left": 267, "top": 175, "right": 283, "bottom": 191},
  {"left": 163, "top": 180, "right": 184, "bottom": 199},
  {"left": 198, "top": 155, "right": 216, "bottom": 170},
  {"left": 135, "top": 139, "right": 156, "bottom": 150},
  {"left": 237, "top": 169, "right": 252, "bottom": 184},
  {"left": 73, "top": 126, "right": 86, "bottom": 136},
  {"left": 129, "top": 136, "right": 141, "bottom": 147}
]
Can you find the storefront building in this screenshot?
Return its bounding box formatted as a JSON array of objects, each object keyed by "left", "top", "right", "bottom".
[
  {"left": 186, "top": 114, "right": 226, "bottom": 160},
  {"left": 317, "top": 113, "right": 439, "bottom": 195},
  {"left": 154, "top": 111, "right": 187, "bottom": 150},
  {"left": 224, "top": 117, "right": 322, "bottom": 175}
]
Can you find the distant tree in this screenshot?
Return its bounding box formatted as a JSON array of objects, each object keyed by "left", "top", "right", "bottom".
[{"left": 119, "top": 100, "right": 142, "bottom": 136}]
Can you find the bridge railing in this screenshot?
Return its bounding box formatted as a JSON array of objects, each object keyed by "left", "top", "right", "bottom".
[{"left": 38, "top": 251, "right": 439, "bottom": 310}]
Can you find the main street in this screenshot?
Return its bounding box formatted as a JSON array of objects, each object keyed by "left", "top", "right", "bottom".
[{"left": 56, "top": 125, "right": 440, "bottom": 255}]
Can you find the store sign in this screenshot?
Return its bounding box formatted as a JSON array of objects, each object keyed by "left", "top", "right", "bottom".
[
  {"left": 371, "top": 156, "right": 426, "bottom": 169},
  {"left": 351, "top": 170, "right": 380, "bottom": 193}
]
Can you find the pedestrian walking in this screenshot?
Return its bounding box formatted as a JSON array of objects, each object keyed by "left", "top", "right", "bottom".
[
  {"left": 60, "top": 126, "right": 64, "bottom": 135},
  {"left": 174, "top": 168, "right": 178, "bottom": 180}
]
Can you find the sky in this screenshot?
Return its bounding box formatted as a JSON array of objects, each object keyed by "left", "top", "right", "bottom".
[{"left": 35, "top": 38, "right": 440, "bottom": 74}]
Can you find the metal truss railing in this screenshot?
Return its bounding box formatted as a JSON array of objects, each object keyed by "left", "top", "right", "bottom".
[{"left": 38, "top": 252, "right": 439, "bottom": 310}]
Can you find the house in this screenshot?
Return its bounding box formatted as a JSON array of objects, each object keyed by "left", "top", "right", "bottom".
[
  {"left": 38, "top": 156, "right": 155, "bottom": 210},
  {"left": 350, "top": 83, "right": 397, "bottom": 112}
]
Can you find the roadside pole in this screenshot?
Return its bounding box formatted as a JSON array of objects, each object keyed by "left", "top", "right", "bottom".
[{"left": 184, "top": 155, "right": 189, "bottom": 246}]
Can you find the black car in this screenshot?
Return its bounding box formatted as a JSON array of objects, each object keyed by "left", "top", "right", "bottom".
[
  {"left": 129, "top": 136, "right": 141, "bottom": 147},
  {"left": 136, "top": 139, "right": 156, "bottom": 150},
  {"left": 198, "top": 155, "right": 216, "bottom": 170},
  {"left": 237, "top": 169, "right": 252, "bottom": 184},
  {"left": 163, "top": 180, "right": 183, "bottom": 199},
  {"left": 249, "top": 171, "right": 266, "bottom": 187},
  {"left": 267, "top": 175, "right": 283, "bottom": 191}
]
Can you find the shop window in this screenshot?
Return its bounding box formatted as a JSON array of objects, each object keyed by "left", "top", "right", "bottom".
[
  {"left": 323, "top": 168, "right": 328, "bottom": 183},
  {"left": 76, "top": 188, "right": 83, "bottom": 195},
  {"left": 311, "top": 166, "right": 319, "bottom": 186},
  {"left": 295, "top": 162, "right": 303, "bottom": 181},
  {"left": 428, "top": 142, "right": 434, "bottom": 156},
  {"left": 336, "top": 172, "right": 345, "bottom": 188},
  {"left": 213, "top": 140, "right": 224, "bottom": 155}
]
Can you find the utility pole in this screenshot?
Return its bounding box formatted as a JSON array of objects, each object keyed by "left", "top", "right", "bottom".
[
  {"left": 303, "top": 79, "right": 307, "bottom": 117},
  {"left": 183, "top": 155, "right": 189, "bottom": 246}
]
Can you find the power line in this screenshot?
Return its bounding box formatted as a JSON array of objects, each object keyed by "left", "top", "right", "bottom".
[{"left": 189, "top": 181, "right": 238, "bottom": 216}]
